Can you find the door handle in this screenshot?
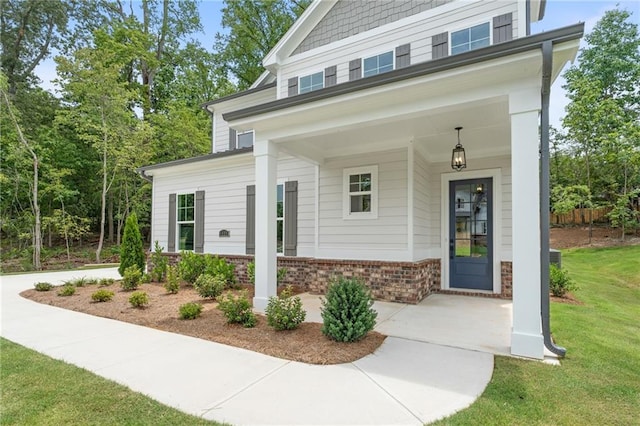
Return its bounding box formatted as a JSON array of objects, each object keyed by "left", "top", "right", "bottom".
[{"left": 449, "top": 241, "right": 454, "bottom": 259}]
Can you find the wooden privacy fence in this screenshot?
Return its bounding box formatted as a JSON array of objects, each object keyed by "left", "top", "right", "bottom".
[{"left": 551, "top": 207, "right": 611, "bottom": 225}]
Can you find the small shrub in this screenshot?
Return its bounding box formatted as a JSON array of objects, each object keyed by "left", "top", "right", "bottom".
[
  {"left": 98, "top": 278, "right": 115, "bottom": 287},
  {"left": 34, "top": 282, "right": 53, "bottom": 291},
  {"left": 57, "top": 284, "right": 76, "bottom": 297},
  {"left": 265, "top": 285, "right": 306, "bottom": 331},
  {"left": 121, "top": 265, "right": 142, "bottom": 291},
  {"left": 85, "top": 278, "right": 99, "bottom": 285},
  {"left": 150, "top": 241, "right": 168, "bottom": 282},
  {"left": 179, "top": 302, "right": 203, "bottom": 320},
  {"left": 277, "top": 267, "right": 288, "bottom": 285},
  {"left": 129, "top": 291, "right": 149, "bottom": 308},
  {"left": 92, "top": 289, "right": 114, "bottom": 302},
  {"left": 550, "top": 265, "right": 578, "bottom": 297},
  {"left": 141, "top": 273, "right": 152, "bottom": 284},
  {"left": 217, "top": 290, "right": 256, "bottom": 328},
  {"left": 321, "top": 277, "right": 377, "bottom": 342},
  {"left": 177, "top": 251, "right": 206, "bottom": 284},
  {"left": 65, "top": 277, "right": 87, "bottom": 287},
  {"left": 247, "top": 261, "right": 255, "bottom": 284},
  {"left": 118, "top": 212, "right": 145, "bottom": 277},
  {"left": 164, "top": 265, "right": 180, "bottom": 294},
  {"left": 194, "top": 273, "right": 225, "bottom": 299},
  {"left": 204, "top": 255, "right": 236, "bottom": 287}
]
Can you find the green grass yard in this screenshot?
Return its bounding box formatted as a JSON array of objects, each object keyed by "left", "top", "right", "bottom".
[
  {"left": 0, "top": 338, "right": 223, "bottom": 425},
  {"left": 434, "top": 245, "right": 640, "bottom": 425}
]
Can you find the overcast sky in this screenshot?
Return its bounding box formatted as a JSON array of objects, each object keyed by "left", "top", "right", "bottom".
[{"left": 35, "top": 0, "right": 640, "bottom": 129}]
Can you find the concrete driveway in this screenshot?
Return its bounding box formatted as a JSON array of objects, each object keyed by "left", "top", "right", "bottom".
[{"left": 1, "top": 269, "right": 494, "bottom": 425}]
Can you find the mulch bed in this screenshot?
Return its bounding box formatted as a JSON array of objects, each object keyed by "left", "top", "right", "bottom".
[{"left": 20, "top": 282, "right": 386, "bottom": 365}]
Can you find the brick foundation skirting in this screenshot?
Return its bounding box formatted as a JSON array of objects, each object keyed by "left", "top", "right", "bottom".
[{"left": 149, "top": 254, "right": 513, "bottom": 303}]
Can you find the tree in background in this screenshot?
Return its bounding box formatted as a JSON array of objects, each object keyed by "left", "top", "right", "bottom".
[
  {"left": 215, "top": 0, "right": 310, "bottom": 89},
  {"left": 559, "top": 8, "right": 640, "bottom": 236},
  {"left": 118, "top": 212, "right": 145, "bottom": 276}
]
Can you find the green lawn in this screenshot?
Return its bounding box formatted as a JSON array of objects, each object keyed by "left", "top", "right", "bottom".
[
  {"left": 434, "top": 245, "right": 640, "bottom": 425},
  {"left": 0, "top": 338, "right": 224, "bottom": 426}
]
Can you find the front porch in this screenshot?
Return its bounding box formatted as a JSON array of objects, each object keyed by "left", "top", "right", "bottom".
[{"left": 301, "top": 292, "right": 513, "bottom": 356}]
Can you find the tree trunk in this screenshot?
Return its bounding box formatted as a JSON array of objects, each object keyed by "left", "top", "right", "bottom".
[
  {"left": 96, "top": 109, "right": 108, "bottom": 263},
  {"left": 108, "top": 194, "right": 114, "bottom": 243}
]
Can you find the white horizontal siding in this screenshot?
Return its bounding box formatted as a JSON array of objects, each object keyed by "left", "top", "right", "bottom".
[
  {"left": 413, "top": 149, "right": 430, "bottom": 253},
  {"left": 279, "top": 0, "right": 519, "bottom": 98},
  {"left": 318, "top": 149, "right": 408, "bottom": 251},
  {"left": 150, "top": 155, "right": 316, "bottom": 256}
]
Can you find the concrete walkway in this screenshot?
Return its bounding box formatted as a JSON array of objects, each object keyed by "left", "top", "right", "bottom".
[{"left": 1, "top": 269, "right": 493, "bottom": 426}]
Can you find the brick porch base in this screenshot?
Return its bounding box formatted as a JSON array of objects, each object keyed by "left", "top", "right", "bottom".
[{"left": 151, "top": 253, "right": 512, "bottom": 304}]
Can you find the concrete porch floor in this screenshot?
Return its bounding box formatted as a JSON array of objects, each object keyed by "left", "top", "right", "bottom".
[{"left": 300, "top": 293, "right": 513, "bottom": 356}]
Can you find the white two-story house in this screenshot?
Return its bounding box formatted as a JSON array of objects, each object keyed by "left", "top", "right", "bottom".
[{"left": 139, "top": 0, "right": 583, "bottom": 359}]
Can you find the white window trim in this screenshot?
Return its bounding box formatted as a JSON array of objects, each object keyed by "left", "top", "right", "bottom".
[
  {"left": 236, "top": 129, "right": 254, "bottom": 149},
  {"left": 362, "top": 50, "right": 395, "bottom": 78},
  {"left": 343, "top": 165, "right": 378, "bottom": 220},
  {"left": 298, "top": 71, "right": 324, "bottom": 94},
  {"left": 276, "top": 180, "right": 286, "bottom": 255},
  {"left": 176, "top": 192, "right": 196, "bottom": 252},
  {"left": 449, "top": 20, "right": 492, "bottom": 56}
]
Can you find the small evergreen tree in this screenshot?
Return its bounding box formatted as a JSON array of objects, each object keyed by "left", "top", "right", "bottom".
[{"left": 118, "top": 212, "right": 145, "bottom": 277}]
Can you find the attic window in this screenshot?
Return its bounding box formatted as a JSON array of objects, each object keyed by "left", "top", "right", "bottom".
[
  {"left": 363, "top": 51, "right": 393, "bottom": 77},
  {"left": 451, "top": 22, "right": 491, "bottom": 55},
  {"left": 299, "top": 71, "right": 323, "bottom": 94}
]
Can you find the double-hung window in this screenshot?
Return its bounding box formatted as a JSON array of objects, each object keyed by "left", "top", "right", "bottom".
[
  {"left": 177, "top": 193, "right": 195, "bottom": 250},
  {"left": 299, "top": 71, "right": 323, "bottom": 94},
  {"left": 237, "top": 130, "right": 254, "bottom": 149},
  {"left": 363, "top": 51, "right": 393, "bottom": 77},
  {"left": 343, "top": 166, "right": 378, "bottom": 219},
  {"left": 451, "top": 22, "right": 490, "bottom": 55},
  {"left": 276, "top": 183, "right": 285, "bottom": 254}
]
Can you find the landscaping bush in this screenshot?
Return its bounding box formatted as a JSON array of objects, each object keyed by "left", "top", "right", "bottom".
[
  {"left": 265, "top": 285, "right": 306, "bottom": 331},
  {"left": 204, "top": 255, "right": 236, "bottom": 287},
  {"left": 85, "top": 278, "right": 99, "bottom": 285},
  {"left": 217, "top": 290, "right": 256, "bottom": 328},
  {"left": 194, "top": 273, "right": 225, "bottom": 299},
  {"left": 65, "top": 277, "right": 87, "bottom": 287},
  {"left": 121, "top": 265, "right": 142, "bottom": 291},
  {"left": 57, "top": 284, "right": 76, "bottom": 297},
  {"left": 164, "top": 265, "right": 180, "bottom": 294},
  {"left": 550, "top": 264, "right": 578, "bottom": 297},
  {"left": 177, "top": 251, "right": 206, "bottom": 284},
  {"left": 34, "top": 282, "right": 53, "bottom": 291},
  {"left": 321, "top": 277, "right": 377, "bottom": 342},
  {"left": 141, "top": 273, "right": 152, "bottom": 283},
  {"left": 92, "top": 289, "right": 114, "bottom": 302},
  {"left": 277, "top": 267, "right": 288, "bottom": 285},
  {"left": 98, "top": 278, "right": 115, "bottom": 287},
  {"left": 150, "top": 241, "right": 167, "bottom": 282},
  {"left": 118, "top": 212, "right": 145, "bottom": 277},
  {"left": 179, "top": 302, "right": 203, "bottom": 320},
  {"left": 129, "top": 291, "right": 149, "bottom": 308}
]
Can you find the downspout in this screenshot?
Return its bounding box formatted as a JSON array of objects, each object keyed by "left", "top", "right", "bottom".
[
  {"left": 137, "top": 169, "right": 153, "bottom": 183},
  {"left": 540, "top": 40, "right": 566, "bottom": 357}
]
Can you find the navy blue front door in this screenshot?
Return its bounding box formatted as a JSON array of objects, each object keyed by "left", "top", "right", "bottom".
[{"left": 449, "top": 178, "right": 493, "bottom": 290}]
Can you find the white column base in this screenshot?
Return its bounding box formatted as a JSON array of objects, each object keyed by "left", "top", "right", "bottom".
[
  {"left": 253, "top": 296, "right": 269, "bottom": 313},
  {"left": 511, "top": 331, "right": 544, "bottom": 359}
]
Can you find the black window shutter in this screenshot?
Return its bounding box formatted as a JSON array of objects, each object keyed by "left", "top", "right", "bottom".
[
  {"left": 395, "top": 44, "right": 411, "bottom": 68},
  {"left": 194, "top": 190, "right": 205, "bottom": 253},
  {"left": 168, "top": 193, "right": 176, "bottom": 252},
  {"left": 246, "top": 185, "right": 255, "bottom": 255},
  {"left": 284, "top": 181, "right": 298, "bottom": 256},
  {"left": 288, "top": 77, "right": 298, "bottom": 96},
  {"left": 493, "top": 13, "right": 513, "bottom": 43},
  {"left": 432, "top": 32, "right": 449, "bottom": 59},
  {"left": 324, "top": 65, "right": 337, "bottom": 87},
  {"left": 229, "top": 128, "right": 237, "bottom": 150},
  {"left": 349, "top": 59, "right": 361, "bottom": 81}
]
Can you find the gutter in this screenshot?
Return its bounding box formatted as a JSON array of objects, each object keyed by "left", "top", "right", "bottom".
[
  {"left": 137, "top": 169, "right": 153, "bottom": 182},
  {"left": 540, "top": 40, "right": 566, "bottom": 357}
]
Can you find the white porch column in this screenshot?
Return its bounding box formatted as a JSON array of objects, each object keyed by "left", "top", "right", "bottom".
[
  {"left": 509, "top": 88, "right": 544, "bottom": 359},
  {"left": 253, "top": 138, "right": 278, "bottom": 311}
]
